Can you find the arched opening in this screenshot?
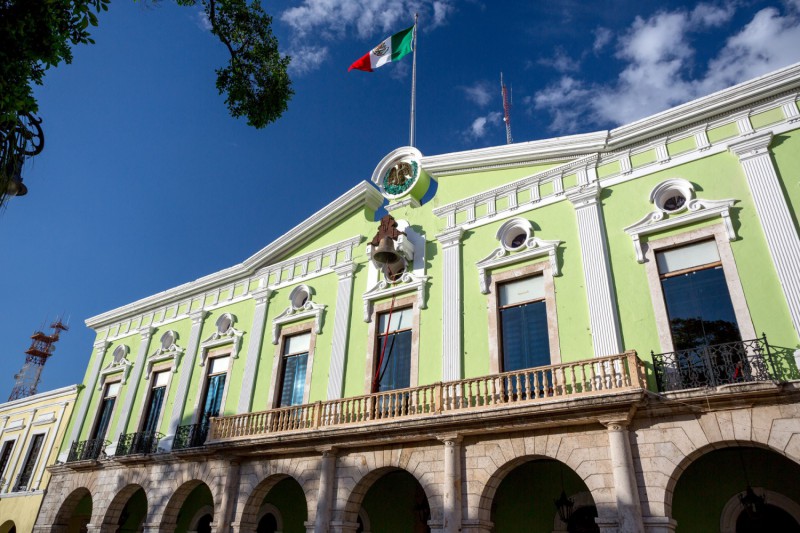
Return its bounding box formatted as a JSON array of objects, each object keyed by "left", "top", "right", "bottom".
[
  {"left": 103, "top": 485, "right": 148, "bottom": 533},
  {"left": 672, "top": 446, "right": 800, "bottom": 533},
  {"left": 490, "top": 459, "right": 597, "bottom": 533},
  {"left": 53, "top": 488, "right": 92, "bottom": 533},
  {"left": 255, "top": 477, "right": 307, "bottom": 533},
  {"left": 161, "top": 482, "right": 214, "bottom": 533},
  {"left": 357, "top": 469, "right": 431, "bottom": 533},
  {"left": 0, "top": 521, "right": 16, "bottom": 533}
]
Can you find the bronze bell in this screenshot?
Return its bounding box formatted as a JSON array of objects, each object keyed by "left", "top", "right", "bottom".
[{"left": 373, "top": 236, "right": 401, "bottom": 265}]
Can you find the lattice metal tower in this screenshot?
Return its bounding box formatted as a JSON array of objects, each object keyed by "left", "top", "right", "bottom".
[{"left": 9, "top": 318, "right": 68, "bottom": 401}]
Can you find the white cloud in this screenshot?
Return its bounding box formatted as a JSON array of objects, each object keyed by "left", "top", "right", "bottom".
[
  {"left": 533, "top": 2, "right": 800, "bottom": 131},
  {"left": 282, "top": 0, "right": 453, "bottom": 39},
  {"left": 288, "top": 46, "right": 331, "bottom": 75},
  {"left": 194, "top": 10, "right": 212, "bottom": 32},
  {"left": 593, "top": 27, "right": 613, "bottom": 53},
  {"left": 539, "top": 46, "right": 581, "bottom": 73},
  {"left": 465, "top": 111, "right": 502, "bottom": 139},
  {"left": 462, "top": 81, "right": 494, "bottom": 107}
]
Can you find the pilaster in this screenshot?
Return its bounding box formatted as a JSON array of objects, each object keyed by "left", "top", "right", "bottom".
[
  {"left": 730, "top": 132, "right": 800, "bottom": 339},
  {"left": 436, "top": 228, "right": 464, "bottom": 381},
  {"left": 62, "top": 339, "right": 110, "bottom": 461},
  {"left": 109, "top": 326, "right": 156, "bottom": 450},
  {"left": 327, "top": 263, "right": 357, "bottom": 400},
  {"left": 238, "top": 288, "right": 272, "bottom": 413},
  {"left": 163, "top": 309, "right": 207, "bottom": 450},
  {"left": 567, "top": 183, "right": 623, "bottom": 356}
]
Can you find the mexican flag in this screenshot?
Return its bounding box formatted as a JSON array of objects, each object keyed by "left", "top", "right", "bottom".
[{"left": 348, "top": 25, "right": 414, "bottom": 72}]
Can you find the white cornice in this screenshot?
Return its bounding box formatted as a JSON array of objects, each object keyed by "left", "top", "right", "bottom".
[
  {"left": 421, "top": 131, "right": 608, "bottom": 175},
  {"left": 86, "top": 182, "right": 382, "bottom": 329},
  {"left": 0, "top": 385, "right": 78, "bottom": 413}
]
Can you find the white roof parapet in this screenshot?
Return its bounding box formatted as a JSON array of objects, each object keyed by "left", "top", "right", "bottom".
[
  {"left": 85, "top": 181, "right": 383, "bottom": 330},
  {"left": 0, "top": 384, "right": 80, "bottom": 412},
  {"left": 421, "top": 131, "right": 610, "bottom": 175}
]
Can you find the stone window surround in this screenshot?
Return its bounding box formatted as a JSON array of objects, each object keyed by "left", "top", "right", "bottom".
[
  {"left": 487, "top": 259, "right": 561, "bottom": 375},
  {"left": 90, "top": 377, "right": 122, "bottom": 441},
  {"left": 267, "top": 321, "right": 318, "bottom": 409},
  {"left": 642, "top": 222, "right": 757, "bottom": 354},
  {"left": 134, "top": 362, "right": 176, "bottom": 435},
  {"left": 364, "top": 294, "right": 421, "bottom": 394},
  {"left": 189, "top": 346, "right": 235, "bottom": 425}
]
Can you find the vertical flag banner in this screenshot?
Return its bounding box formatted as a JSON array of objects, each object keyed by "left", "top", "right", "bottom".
[{"left": 348, "top": 25, "right": 414, "bottom": 72}]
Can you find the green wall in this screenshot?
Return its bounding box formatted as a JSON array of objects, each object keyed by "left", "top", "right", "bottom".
[
  {"left": 362, "top": 470, "right": 429, "bottom": 533},
  {"left": 262, "top": 477, "right": 308, "bottom": 533}
]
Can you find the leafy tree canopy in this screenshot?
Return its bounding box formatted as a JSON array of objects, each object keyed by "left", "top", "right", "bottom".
[{"left": 0, "top": 0, "right": 293, "bottom": 206}]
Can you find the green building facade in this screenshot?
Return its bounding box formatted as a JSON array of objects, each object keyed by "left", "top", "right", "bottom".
[{"left": 36, "top": 63, "right": 800, "bottom": 533}]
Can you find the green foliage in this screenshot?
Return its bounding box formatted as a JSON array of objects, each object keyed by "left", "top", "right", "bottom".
[
  {"left": 0, "top": 0, "right": 109, "bottom": 123},
  {"left": 178, "top": 0, "right": 293, "bottom": 129}
]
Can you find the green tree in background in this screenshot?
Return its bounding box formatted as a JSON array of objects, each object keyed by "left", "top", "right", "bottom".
[{"left": 0, "top": 0, "right": 293, "bottom": 208}]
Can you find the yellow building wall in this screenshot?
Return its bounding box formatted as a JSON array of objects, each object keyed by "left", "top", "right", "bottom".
[{"left": 0, "top": 386, "right": 78, "bottom": 533}]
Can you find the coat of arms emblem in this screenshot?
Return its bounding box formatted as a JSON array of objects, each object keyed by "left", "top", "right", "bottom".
[{"left": 372, "top": 42, "right": 388, "bottom": 57}]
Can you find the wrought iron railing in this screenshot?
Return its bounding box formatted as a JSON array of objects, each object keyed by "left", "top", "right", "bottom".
[
  {"left": 115, "top": 431, "right": 163, "bottom": 457},
  {"left": 66, "top": 438, "right": 109, "bottom": 463},
  {"left": 173, "top": 423, "right": 208, "bottom": 450},
  {"left": 652, "top": 336, "right": 774, "bottom": 392},
  {"left": 209, "top": 351, "right": 646, "bottom": 442}
]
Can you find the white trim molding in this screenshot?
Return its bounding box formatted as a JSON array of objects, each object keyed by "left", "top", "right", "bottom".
[
  {"left": 476, "top": 235, "right": 561, "bottom": 295},
  {"left": 271, "top": 301, "right": 326, "bottom": 344},
  {"left": 145, "top": 330, "right": 185, "bottom": 378},
  {"left": 97, "top": 345, "right": 132, "bottom": 390},
  {"left": 363, "top": 272, "right": 430, "bottom": 323},
  {"left": 199, "top": 313, "right": 244, "bottom": 363},
  {"left": 624, "top": 179, "right": 738, "bottom": 263},
  {"left": 238, "top": 287, "right": 272, "bottom": 413},
  {"left": 730, "top": 131, "right": 800, "bottom": 339}
]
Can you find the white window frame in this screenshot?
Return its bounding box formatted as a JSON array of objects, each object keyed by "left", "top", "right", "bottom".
[
  {"left": 190, "top": 347, "right": 234, "bottom": 425},
  {"left": 642, "top": 223, "right": 757, "bottom": 353},
  {"left": 267, "top": 322, "right": 318, "bottom": 408},
  {"left": 364, "top": 294, "right": 421, "bottom": 394},
  {"left": 13, "top": 430, "right": 47, "bottom": 492},
  {"left": 90, "top": 379, "right": 122, "bottom": 442},
  {"left": 0, "top": 438, "right": 17, "bottom": 492},
  {"left": 135, "top": 363, "right": 175, "bottom": 435},
  {"left": 487, "top": 260, "right": 561, "bottom": 374}
]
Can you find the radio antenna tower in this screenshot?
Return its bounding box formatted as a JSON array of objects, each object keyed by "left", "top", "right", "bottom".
[
  {"left": 9, "top": 317, "right": 69, "bottom": 401},
  {"left": 501, "top": 72, "right": 513, "bottom": 144}
]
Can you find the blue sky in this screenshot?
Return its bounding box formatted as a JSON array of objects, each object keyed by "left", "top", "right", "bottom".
[{"left": 1, "top": 0, "right": 799, "bottom": 396}]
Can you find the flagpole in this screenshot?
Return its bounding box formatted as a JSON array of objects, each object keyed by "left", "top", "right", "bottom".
[{"left": 409, "top": 12, "right": 418, "bottom": 147}]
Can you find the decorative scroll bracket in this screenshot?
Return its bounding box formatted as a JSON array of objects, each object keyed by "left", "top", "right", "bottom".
[
  {"left": 475, "top": 237, "right": 562, "bottom": 294},
  {"left": 271, "top": 301, "right": 327, "bottom": 344},
  {"left": 362, "top": 271, "right": 430, "bottom": 322}
]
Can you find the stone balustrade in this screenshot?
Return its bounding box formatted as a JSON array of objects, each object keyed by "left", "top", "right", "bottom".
[{"left": 208, "top": 351, "right": 645, "bottom": 442}]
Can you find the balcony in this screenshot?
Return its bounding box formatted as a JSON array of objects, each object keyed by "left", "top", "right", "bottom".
[
  {"left": 115, "top": 431, "right": 163, "bottom": 457},
  {"left": 652, "top": 336, "right": 775, "bottom": 392},
  {"left": 66, "top": 438, "right": 108, "bottom": 463},
  {"left": 208, "top": 351, "right": 646, "bottom": 443},
  {"left": 173, "top": 423, "right": 209, "bottom": 450}
]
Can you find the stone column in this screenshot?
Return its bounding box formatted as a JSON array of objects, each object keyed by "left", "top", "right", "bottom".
[
  {"left": 438, "top": 435, "right": 462, "bottom": 533},
  {"left": 327, "top": 263, "right": 357, "bottom": 400},
  {"left": 315, "top": 448, "right": 338, "bottom": 533},
  {"left": 604, "top": 422, "right": 644, "bottom": 533},
  {"left": 436, "top": 228, "right": 464, "bottom": 381},
  {"left": 61, "top": 340, "right": 110, "bottom": 461},
  {"left": 238, "top": 288, "right": 272, "bottom": 413},
  {"left": 567, "top": 183, "right": 623, "bottom": 357},
  {"left": 141, "top": 524, "right": 167, "bottom": 533},
  {"left": 163, "top": 309, "right": 207, "bottom": 450},
  {"left": 730, "top": 132, "right": 800, "bottom": 338},
  {"left": 109, "top": 326, "right": 156, "bottom": 450}
]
